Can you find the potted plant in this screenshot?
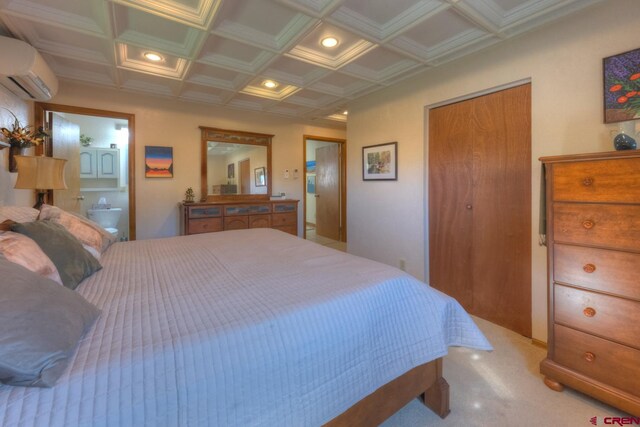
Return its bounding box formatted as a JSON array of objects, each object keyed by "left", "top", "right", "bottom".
[
  {"left": 184, "top": 187, "right": 195, "bottom": 203},
  {"left": 80, "top": 134, "right": 93, "bottom": 147},
  {"left": 1, "top": 108, "right": 48, "bottom": 172}
]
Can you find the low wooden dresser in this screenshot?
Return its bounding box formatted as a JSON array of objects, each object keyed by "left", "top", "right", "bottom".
[
  {"left": 180, "top": 199, "right": 298, "bottom": 236},
  {"left": 540, "top": 151, "right": 640, "bottom": 416}
]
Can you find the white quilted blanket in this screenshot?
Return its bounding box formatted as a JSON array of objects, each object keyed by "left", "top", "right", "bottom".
[{"left": 0, "top": 228, "right": 491, "bottom": 426}]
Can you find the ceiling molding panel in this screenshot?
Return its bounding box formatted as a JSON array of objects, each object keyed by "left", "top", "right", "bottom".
[
  {"left": 111, "top": 0, "right": 222, "bottom": 30},
  {"left": 0, "top": 0, "right": 605, "bottom": 123}
]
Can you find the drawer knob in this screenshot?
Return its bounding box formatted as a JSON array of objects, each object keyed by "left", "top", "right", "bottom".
[
  {"left": 582, "top": 177, "right": 594, "bottom": 186},
  {"left": 582, "top": 220, "right": 595, "bottom": 229},
  {"left": 583, "top": 263, "right": 596, "bottom": 273},
  {"left": 583, "top": 307, "right": 596, "bottom": 317},
  {"left": 583, "top": 352, "right": 596, "bottom": 363}
]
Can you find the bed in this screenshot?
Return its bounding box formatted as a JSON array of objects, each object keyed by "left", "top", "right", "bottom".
[{"left": 0, "top": 228, "right": 491, "bottom": 426}]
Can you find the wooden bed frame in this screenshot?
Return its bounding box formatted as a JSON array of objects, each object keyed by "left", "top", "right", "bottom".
[{"left": 326, "top": 358, "right": 450, "bottom": 426}]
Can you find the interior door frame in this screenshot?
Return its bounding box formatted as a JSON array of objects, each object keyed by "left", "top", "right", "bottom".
[
  {"left": 34, "top": 102, "right": 137, "bottom": 240},
  {"left": 302, "top": 135, "right": 347, "bottom": 242}
]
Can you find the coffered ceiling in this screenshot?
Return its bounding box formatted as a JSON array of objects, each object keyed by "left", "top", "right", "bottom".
[{"left": 0, "top": 0, "right": 602, "bottom": 125}]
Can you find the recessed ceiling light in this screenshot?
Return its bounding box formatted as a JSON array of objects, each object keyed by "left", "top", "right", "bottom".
[
  {"left": 144, "top": 52, "right": 163, "bottom": 62},
  {"left": 321, "top": 37, "right": 338, "bottom": 48},
  {"left": 343, "top": 110, "right": 348, "bottom": 115},
  {"left": 262, "top": 80, "right": 278, "bottom": 89}
]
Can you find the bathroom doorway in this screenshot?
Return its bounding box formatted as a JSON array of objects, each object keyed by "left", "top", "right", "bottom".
[
  {"left": 35, "top": 103, "right": 136, "bottom": 240},
  {"left": 302, "top": 135, "right": 346, "bottom": 251}
]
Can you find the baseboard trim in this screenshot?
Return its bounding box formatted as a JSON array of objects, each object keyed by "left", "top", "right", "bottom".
[{"left": 532, "top": 338, "right": 547, "bottom": 349}]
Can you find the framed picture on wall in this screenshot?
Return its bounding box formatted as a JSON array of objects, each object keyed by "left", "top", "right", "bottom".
[
  {"left": 362, "top": 142, "right": 397, "bottom": 181},
  {"left": 254, "top": 167, "right": 266, "bottom": 186},
  {"left": 604, "top": 47, "right": 640, "bottom": 123},
  {"left": 145, "top": 146, "right": 173, "bottom": 178},
  {"left": 227, "top": 163, "right": 235, "bottom": 179}
]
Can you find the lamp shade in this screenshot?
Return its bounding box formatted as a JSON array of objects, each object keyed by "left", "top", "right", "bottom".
[{"left": 14, "top": 155, "right": 67, "bottom": 190}]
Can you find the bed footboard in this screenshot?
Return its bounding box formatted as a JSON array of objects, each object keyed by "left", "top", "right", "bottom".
[{"left": 325, "top": 358, "right": 450, "bottom": 426}]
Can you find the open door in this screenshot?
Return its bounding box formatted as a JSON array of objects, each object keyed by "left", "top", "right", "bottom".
[
  {"left": 239, "top": 158, "right": 250, "bottom": 194},
  {"left": 49, "top": 112, "right": 81, "bottom": 213},
  {"left": 315, "top": 144, "right": 341, "bottom": 241}
]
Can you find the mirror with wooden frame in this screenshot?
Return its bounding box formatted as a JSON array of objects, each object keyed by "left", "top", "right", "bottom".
[{"left": 200, "top": 126, "right": 272, "bottom": 201}]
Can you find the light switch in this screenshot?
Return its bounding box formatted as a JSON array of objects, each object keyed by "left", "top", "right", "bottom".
[{"left": 284, "top": 169, "right": 290, "bottom": 179}]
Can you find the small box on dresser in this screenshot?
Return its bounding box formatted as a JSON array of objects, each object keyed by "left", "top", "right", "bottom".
[{"left": 540, "top": 151, "right": 640, "bottom": 416}]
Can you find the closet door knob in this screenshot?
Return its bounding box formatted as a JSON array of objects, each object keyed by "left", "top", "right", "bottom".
[
  {"left": 582, "top": 177, "right": 594, "bottom": 186},
  {"left": 466, "top": 204, "right": 472, "bottom": 210},
  {"left": 583, "top": 263, "right": 596, "bottom": 273},
  {"left": 582, "top": 220, "right": 595, "bottom": 229},
  {"left": 583, "top": 352, "right": 596, "bottom": 363},
  {"left": 583, "top": 307, "right": 596, "bottom": 317}
]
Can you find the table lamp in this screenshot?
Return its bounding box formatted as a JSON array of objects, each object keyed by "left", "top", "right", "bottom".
[{"left": 14, "top": 155, "right": 67, "bottom": 209}]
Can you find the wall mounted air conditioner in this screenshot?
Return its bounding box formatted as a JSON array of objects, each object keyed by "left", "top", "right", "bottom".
[{"left": 0, "top": 36, "right": 58, "bottom": 101}]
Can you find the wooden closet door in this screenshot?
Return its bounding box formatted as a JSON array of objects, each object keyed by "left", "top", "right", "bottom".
[
  {"left": 429, "top": 84, "right": 531, "bottom": 337},
  {"left": 429, "top": 98, "right": 475, "bottom": 309}
]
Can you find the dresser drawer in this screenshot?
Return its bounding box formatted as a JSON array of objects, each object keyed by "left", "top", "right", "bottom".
[
  {"left": 552, "top": 157, "right": 640, "bottom": 203},
  {"left": 224, "top": 216, "right": 248, "bottom": 230},
  {"left": 273, "top": 202, "right": 297, "bottom": 213},
  {"left": 272, "top": 213, "right": 296, "bottom": 227},
  {"left": 273, "top": 225, "right": 297, "bottom": 236},
  {"left": 225, "top": 204, "right": 271, "bottom": 216},
  {"left": 554, "top": 244, "right": 640, "bottom": 299},
  {"left": 188, "top": 206, "right": 222, "bottom": 218},
  {"left": 553, "top": 203, "right": 640, "bottom": 251},
  {"left": 187, "top": 217, "right": 223, "bottom": 234},
  {"left": 553, "top": 324, "right": 640, "bottom": 396},
  {"left": 554, "top": 284, "right": 640, "bottom": 349},
  {"left": 249, "top": 215, "right": 271, "bottom": 228}
]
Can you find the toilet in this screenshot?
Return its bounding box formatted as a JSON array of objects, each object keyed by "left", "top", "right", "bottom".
[{"left": 87, "top": 208, "right": 122, "bottom": 238}]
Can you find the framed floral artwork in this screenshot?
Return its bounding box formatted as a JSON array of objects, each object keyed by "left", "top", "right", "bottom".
[
  {"left": 604, "top": 47, "right": 640, "bottom": 123},
  {"left": 362, "top": 142, "right": 397, "bottom": 181}
]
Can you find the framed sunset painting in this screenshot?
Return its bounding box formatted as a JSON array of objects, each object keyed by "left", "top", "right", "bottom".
[
  {"left": 145, "top": 146, "right": 173, "bottom": 178},
  {"left": 604, "top": 47, "right": 640, "bottom": 123}
]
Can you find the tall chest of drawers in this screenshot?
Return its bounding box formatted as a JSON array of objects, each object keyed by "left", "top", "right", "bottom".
[{"left": 540, "top": 151, "right": 640, "bottom": 416}]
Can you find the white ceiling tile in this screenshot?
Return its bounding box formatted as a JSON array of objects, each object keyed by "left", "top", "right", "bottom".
[
  {"left": 284, "top": 88, "right": 340, "bottom": 108},
  {"left": 1, "top": 0, "right": 110, "bottom": 38},
  {"left": 286, "top": 21, "right": 375, "bottom": 70},
  {"left": 240, "top": 77, "right": 301, "bottom": 101},
  {"left": 179, "top": 82, "right": 232, "bottom": 104},
  {"left": 4, "top": 15, "right": 113, "bottom": 64},
  {"left": 119, "top": 68, "right": 183, "bottom": 96},
  {"left": 226, "top": 93, "right": 278, "bottom": 112},
  {"left": 111, "top": 0, "right": 222, "bottom": 30},
  {"left": 42, "top": 53, "right": 117, "bottom": 87},
  {"left": 263, "top": 56, "right": 330, "bottom": 86},
  {"left": 274, "top": 0, "right": 342, "bottom": 17},
  {"left": 329, "top": 0, "right": 448, "bottom": 41},
  {"left": 308, "top": 71, "right": 375, "bottom": 97},
  {"left": 116, "top": 43, "right": 190, "bottom": 79},
  {"left": 340, "top": 46, "right": 420, "bottom": 82},
  {"left": 211, "top": 0, "right": 316, "bottom": 51},
  {"left": 112, "top": 3, "right": 206, "bottom": 58},
  {"left": 389, "top": 8, "right": 491, "bottom": 62},
  {"left": 186, "top": 62, "right": 251, "bottom": 90},
  {"left": 197, "top": 33, "right": 275, "bottom": 73}
]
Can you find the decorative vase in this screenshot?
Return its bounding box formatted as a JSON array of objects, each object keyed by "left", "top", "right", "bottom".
[
  {"left": 8, "top": 146, "right": 26, "bottom": 172},
  {"left": 613, "top": 131, "right": 637, "bottom": 151}
]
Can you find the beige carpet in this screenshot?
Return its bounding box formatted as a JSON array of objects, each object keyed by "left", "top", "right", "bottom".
[{"left": 382, "top": 316, "right": 627, "bottom": 427}]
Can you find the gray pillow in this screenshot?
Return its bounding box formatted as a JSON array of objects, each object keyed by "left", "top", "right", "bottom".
[
  {"left": 0, "top": 257, "right": 100, "bottom": 387},
  {"left": 10, "top": 220, "right": 102, "bottom": 290}
]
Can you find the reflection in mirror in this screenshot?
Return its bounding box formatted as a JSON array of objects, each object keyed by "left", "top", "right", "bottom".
[{"left": 200, "top": 127, "right": 272, "bottom": 201}]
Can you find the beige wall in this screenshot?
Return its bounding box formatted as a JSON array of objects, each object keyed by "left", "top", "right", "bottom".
[
  {"left": 346, "top": 0, "right": 640, "bottom": 342},
  {"left": 49, "top": 80, "right": 345, "bottom": 239}
]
